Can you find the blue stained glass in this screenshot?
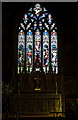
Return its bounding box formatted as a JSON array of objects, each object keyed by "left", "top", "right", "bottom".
[
  {"left": 51, "top": 30, "right": 58, "bottom": 74},
  {"left": 39, "top": 16, "right": 43, "bottom": 20},
  {"left": 26, "top": 30, "right": 33, "bottom": 72},
  {"left": 34, "top": 21, "right": 37, "bottom": 30},
  {"left": 43, "top": 30, "right": 49, "bottom": 73},
  {"left": 23, "top": 14, "right": 28, "bottom": 24},
  {"left": 18, "top": 30, "right": 25, "bottom": 74},
  {"left": 39, "top": 13, "right": 48, "bottom": 20},
  {"left": 30, "top": 14, "right": 33, "bottom": 17},
  {"left": 43, "top": 7, "right": 47, "bottom": 12},
  {"left": 52, "top": 45, "right": 56, "bottom": 50},
  {"left": 39, "top": 27, "right": 42, "bottom": 30},
  {"left": 35, "top": 29, "right": 41, "bottom": 71},
  {"left": 33, "top": 16, "right": 37, "bottom": 20},
  {"left": 28, "top": 13, "right": 31, "bottom": 15},
  {"left": 29, "top": 8, "right": 32, "bottom": 11},
  {"left": 18, "top": 3, "right": 58, "bottom": 74}
]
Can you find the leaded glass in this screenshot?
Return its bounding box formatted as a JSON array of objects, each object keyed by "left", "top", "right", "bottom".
[
  {"left": 43, "top": 30, "right": 49, "bottom": 73},
  {"left": 18, "top": 30, "right": 25, "bottom": 74},
  {"left": 26, "top": 30, "right": 33, "bottom": 72},
  {"left": 39, "top": 21, "right": 42, "bottom": 30},
  {"left": 35, "top": 29, "right": 41, "bottom": 71},
  {"left": 51, "top": 30, "right": 58, "bottom": 74},
  {"left": 26, "top": 23, "right": 31, "bottom": 30},
  {"left": 50, "top": 23, "right": 55, "bottom": 30},
  {"left": 34, "top": 21, "right": 37, "bottom": 30},
  {"left": 18, "top": 3, "right": 58, "bottom": 74},
  {"left": 20, "top": 23, "right": 25, "bottom": 30},
  {"left": 33, "top": 4, "right": 42, "bottom": 17},
  {"left": 44, "top": 23, "right": 49, "bottom": 30},
  {"left": 43, "top": 7, "right": 47, "bottom": 12},
  {"left": 23, "top": 14, "right": 28, "bottom": 24},
  {"left": 47, "top": 14, "right": 52, "bottom": 24},
  {"left": 29, "top": 8, "right": 32, "bottom": 12}
]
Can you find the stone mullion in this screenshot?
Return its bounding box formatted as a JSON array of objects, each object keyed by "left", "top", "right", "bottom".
[
  {"left": 25, "top": 28, "right": 27, "bottom": 74},
  {"left": 41, "top": 30, "right": 43, "bottom": 72},
  {"left": 49, "top": 31, "right": 51, "bottom": 72}
]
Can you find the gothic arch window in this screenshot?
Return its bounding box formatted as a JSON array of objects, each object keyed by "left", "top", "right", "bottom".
[{"left": 18, "top": 3, "right": 58, "bottom": 74}]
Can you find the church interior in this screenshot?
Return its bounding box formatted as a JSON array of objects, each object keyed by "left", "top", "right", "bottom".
[{"left": 2, "top": 2, "right": 78, "bottom": 120}]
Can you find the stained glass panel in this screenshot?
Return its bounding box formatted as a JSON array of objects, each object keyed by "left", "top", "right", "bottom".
[
  {"left": 20, "top": 23, "right": 25, "bottom": 30},
  {"left": 35, "top": 29, "right": 41, "bottom": 71},
  {"left": 47, "top": 14, "right": 52, "bottom": 24},
  {"left": 18, "top": 30, "right": 25, "bottom": 74},
  {"left": 43, "top": 30, "right": 49, "bottom": 73},
  {"left": 33, "top": 4, "right": 42, "bottom": 17},
  {"left": 34, "top": 21, "right": 37, "bottom": 30},
  {"left": 26, "top": 30, "right": 33, "bottom": 73},
  {"left": 39, "top": 21, "right": 42, "bottom": 30},
  {"left": 23, "top": 14, "right": 28, "bottom": 24},
  {"left": 51, "top": 30, "right": 58, "bottom": 74},
  {"left": 39, "top": 13, "right": 48, "bottom": 20},
  {"left": 26, "top": 23, "right": 31, "bottom": 30},
  {"left": 29, "top": 7, "right": 32, "bottom": 12},
  {"left": 43, "top": 7, "right": 47, "bottom": 12},
  {"left": 50, "top": 23, "right": 55, "bottom": 30},
  {"left": 44, "top": 23, "right": 49, "bottom": 30}
]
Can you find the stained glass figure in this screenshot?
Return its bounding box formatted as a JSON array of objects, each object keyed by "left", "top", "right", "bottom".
[
  {"left": 33, "top": 4, "right": 42, "bottom": 17},
  {"left": 35, "top": 29, "right": 41, "bottom": 71},
  {"left": 51, "top": 30, "right": 58, "bottom": 74},
  {"left": 18, "top": 30, "right": 25, "bottom": 74},
  {"left": 43, "top": 30, "right": 49, "bottom": 73},
  {"left": 26, "top": 30, "right": 33, "bottom": 72}
]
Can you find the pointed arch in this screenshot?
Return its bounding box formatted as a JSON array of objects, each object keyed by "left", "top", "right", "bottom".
[{"left": 17, "top": 3, "right": 58, "bottom": 74}]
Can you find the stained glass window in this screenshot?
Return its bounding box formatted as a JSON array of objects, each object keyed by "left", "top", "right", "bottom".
[{"left": 18, "top": 3, "right": 58, "bottom": 74}]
